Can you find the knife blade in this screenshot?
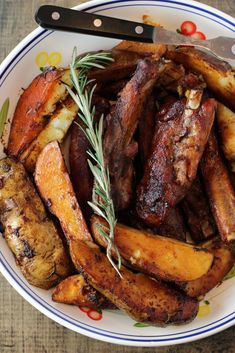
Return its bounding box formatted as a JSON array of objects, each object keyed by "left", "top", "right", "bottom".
[{"left": 35, "top": 5, "right": 235, "bottom": 60}]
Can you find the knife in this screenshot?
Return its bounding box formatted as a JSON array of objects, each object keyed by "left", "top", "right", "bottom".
[{"left": 35, "top": 5, "right": 235, "bottom": 61}]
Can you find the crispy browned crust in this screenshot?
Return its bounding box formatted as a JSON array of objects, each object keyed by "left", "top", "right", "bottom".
[
  {"left": 103, "top": 59, "right": 163, "bottom": 211},
  {"left": 157, "top": 61, "right": 185, "bottom": 92},
  {"left": 52, "top": 274, "right": 116, "bottom": 309},
  {"left": 166, "top": 48, "right": 235, "bottom": 112},
  {"left": 91, "top": 215, "right": 213, "bottom": 282},
  {"left": 88, "top": 50, "right": 141, "bottom": 83},
  {"left": 136, "top": 95, "right": 216, "bottom": 226},
  {"left": 138, "top": 95, "right": 157, "bottom": 168},
  {"left": 0, "top": 158, "right": 71, "bottom": 289},
  {"left": 200, "top": 131, "right": 235, "bottom": 247},
  {"left": 177, "top": 240, "right": 234, "bottom": 297},
  {"left": 70, "top": 240, "right": 198, "bottom": 325},
  {"left": 114, "top": 40, "right": 166, "bottom": 59},
  {"left": 157, "top": 207, "right": 187, "bottom": 241},
  {"left": 36, "top": 141, "right": 198, "bottom": 326},
  {"left": 97, "top": 79, "right": 128, "bottom": 100},
  {"left": 7, "top": 68, "right": 72, "bottom": 157},
  {"left": 181, "top": 175, "right": 217, "bottom": 243},
  {"left": 69, "top": 96, "right": 110, "bottom": 221}
]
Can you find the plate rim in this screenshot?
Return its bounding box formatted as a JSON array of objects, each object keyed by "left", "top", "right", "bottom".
[{"left": 0, "top": 0, "right": 235, "bottom": 347}]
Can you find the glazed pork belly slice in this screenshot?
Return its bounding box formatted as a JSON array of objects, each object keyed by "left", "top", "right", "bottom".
[
  {"left": 103, "top": 58, "right": 164, "bottom": 211},
  {"left": 136, "top": 92, "right": 216, "bottom": 226}
]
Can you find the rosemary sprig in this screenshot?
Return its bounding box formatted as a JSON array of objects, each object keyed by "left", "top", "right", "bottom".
[{"left": 67, "top": 48, "right": 122, "bottom": 276}]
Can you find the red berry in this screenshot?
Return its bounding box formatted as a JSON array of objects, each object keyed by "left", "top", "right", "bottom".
[
  {"left": 180, "top": 21, "right": 197, "bottom": 35},
  {"left": 190, "top": 31, "right": 206, "bottom": 40},
  {"left": 79, "top": 306, "right": 91, "bottom": 313},
  {"left": 87, "top": 309, "right": 103, "bottom": 321}
]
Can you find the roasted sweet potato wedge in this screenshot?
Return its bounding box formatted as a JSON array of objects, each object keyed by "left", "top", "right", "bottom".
[
  {"left": 91, "top": 215, "right": 213, "bottom": 282},
  {"left": 7, "top": 68, "right": 73, "bottom": 157},
  {"left": 177, "top": 240, "right": 234, "bottom": 298},
  {"left": 52, "top": 274, "right": 116, "bottom": 309},
  {"left": 167, "top": 48, "right": 235, "bottom": 111},
  {"left": 200, "top": 131, "right": 235, "bottom": 247},
  {"left": 35, "top": 141, "right": 91, "bottom": 243},
  {"left": 35, "top": 141, "right": 198, "bottom": 326},
  {"left": 0, "top": 158, "right": 71, "bottom": 289},
  {"left": 20, "top": 97, "right": 78, "bottom": 172},
  {"left": 216, "top": 102, "right": 235, "bottom": 171}
]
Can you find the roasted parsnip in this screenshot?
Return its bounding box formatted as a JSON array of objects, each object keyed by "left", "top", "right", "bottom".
[
  {"left": 91, "top": 215, "right": 213, "bottom": 282},
  {"left": 200, "top": 131, "right": 235, "bottom": 247},
  {"left": 0, "top": 158, "right": 71, "bottom": 289},
  {"left": 216, "top": 102, "right": 235, "bottom": 171},
  {"left": 177, "top": 240, "right": 234, "bottom": 297}
]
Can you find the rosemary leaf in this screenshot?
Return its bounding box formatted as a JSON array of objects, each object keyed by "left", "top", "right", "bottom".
[{"left": 68, "top": 47, "right": 122, "bottom": 276}]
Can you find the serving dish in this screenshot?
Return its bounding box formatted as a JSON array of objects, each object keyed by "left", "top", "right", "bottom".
[{"left": 0, "top": 0, "right": 235, "bottom": 347}]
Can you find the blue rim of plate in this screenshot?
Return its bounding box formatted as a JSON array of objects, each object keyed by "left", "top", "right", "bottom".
[{"left": 0, "top": 0, "right": 235, "bottom": 346}]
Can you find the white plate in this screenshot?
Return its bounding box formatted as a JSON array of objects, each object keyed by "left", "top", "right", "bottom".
[{"left": 0, "top": 0, "right": 235, "bottom": 347}]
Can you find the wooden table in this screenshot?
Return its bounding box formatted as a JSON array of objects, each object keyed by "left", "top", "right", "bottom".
[{"left": 0, "top": 0, "right": 235, "bottom": 352}]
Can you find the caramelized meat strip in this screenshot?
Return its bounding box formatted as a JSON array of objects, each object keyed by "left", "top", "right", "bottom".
[
  {"left": 167, "top": 48, "right": 235, "bottom": 112},
  {"left": 98, "top": 79, "right": 129, "bottom": 101},
  {"left": 136, "top": 93, "right": 216, "bottom": 226},
  {"left": 114, "top": 40, "right": 166, "bottom": 59},
  {"left": 88, "top": 50, "right": 141, "bottom": 83},
  {"left": 181, "top": 175, "right": 217, "bottom": 243},
  {"left": 138, "top": 95, "right": 157, "bottom": 168},
  {"left": 157, "top": 61, "right": 185, "bottom": 92},
  {"left": 69, "top": 96, "right": 110, "bottom": 221},
  {"left": 103, "top": 59, "right": 163, "bottom": 211},
  {"left": 157, "top": 207, "right": 187, "bottom": 241},
  {"left": 200, "top": 131, "right": 235, "bottom": 247}
]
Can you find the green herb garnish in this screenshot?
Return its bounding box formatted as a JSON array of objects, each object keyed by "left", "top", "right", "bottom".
[
  {"left": 67, "top": 48, "right": 122, "bottom": 276},
  {"left": 0, "top": 98, "right": 9, "bottom": 138}
]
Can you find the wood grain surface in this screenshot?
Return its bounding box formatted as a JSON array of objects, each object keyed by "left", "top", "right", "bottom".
[{"left": 0, "top": 0, "right": 235, "bottom": 352}]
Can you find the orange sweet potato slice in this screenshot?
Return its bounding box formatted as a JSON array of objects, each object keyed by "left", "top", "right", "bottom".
[{"left": 7, "top": 68, "right": 73, "bottom": 157}]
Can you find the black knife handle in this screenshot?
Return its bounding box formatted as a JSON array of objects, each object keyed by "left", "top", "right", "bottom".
[{"left": 35, "top": 5, "right": 154, "bottom": 43}]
